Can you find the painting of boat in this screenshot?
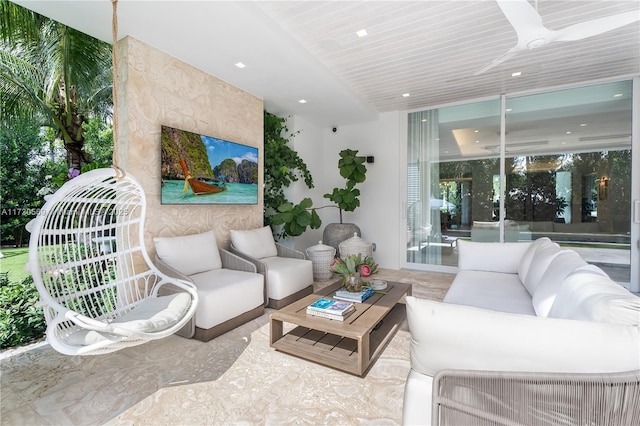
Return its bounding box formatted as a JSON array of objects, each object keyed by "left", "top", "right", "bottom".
[
  {"left": 180, "top": 159, "right": 226, "bottom": 195},
  {"left": 160, "top": 125, "right": 258, "bottom": 205}
]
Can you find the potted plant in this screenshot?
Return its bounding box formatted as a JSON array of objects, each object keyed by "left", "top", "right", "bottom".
[
  {"left": 272, "top": 149, "right": 368, "bottom": 251},
  {"left": 321, "top": 149, "right": 367, "bottom": 252}
]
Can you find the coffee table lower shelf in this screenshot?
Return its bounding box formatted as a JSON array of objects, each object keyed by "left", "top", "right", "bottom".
[{"left": 271, "top": 303, "right": 406, "bottom": 376}]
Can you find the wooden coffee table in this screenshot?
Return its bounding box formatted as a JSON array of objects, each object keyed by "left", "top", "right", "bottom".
[{"left": 269, "top": 280, "right": 411, "bottom": 377}]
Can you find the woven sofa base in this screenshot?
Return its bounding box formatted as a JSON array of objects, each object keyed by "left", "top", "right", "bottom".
[
  {"left": 193, "top": 304, "right": 265, "bottom": 342},
  {"left": 268, "top": 285, "right": 314, "bottom": 310}
]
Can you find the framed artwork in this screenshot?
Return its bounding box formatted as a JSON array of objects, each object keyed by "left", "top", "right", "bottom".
[{"left": 160, "top": 125, "right": 258, "bottom": 205}]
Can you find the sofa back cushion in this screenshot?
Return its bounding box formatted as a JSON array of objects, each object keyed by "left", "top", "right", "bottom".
[
  {"left": 531, "top": 251, "right": 588, "bottom": 317},
  {"left": 548, "top": 269, "right": 640, "bottom": 326},
  {"left": 457, "top": 240, "right": 531, "bottom": 274},
  {"left": 517, "top": 237, "right": 553, "bottom": 286},
  {"left": 154, "top": 230, "right": 222, "bottom": 276},
  {"left": 230, "top": 226, "right": 278, "bottom": 259},
  {"left": 522, "top": 243, "right": 566, "bottom": 296}
]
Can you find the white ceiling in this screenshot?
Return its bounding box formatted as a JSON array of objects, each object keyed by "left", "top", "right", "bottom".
[{"left": 14, "top": 0, "right": 640, "bottom": 128}]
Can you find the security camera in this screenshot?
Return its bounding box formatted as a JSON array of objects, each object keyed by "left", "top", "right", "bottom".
[{"left": 332, "top": 127, "right": 337, "bottom": 133}]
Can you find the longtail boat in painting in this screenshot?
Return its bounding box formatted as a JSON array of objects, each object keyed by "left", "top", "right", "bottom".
[{"left": 179, "top": 159, "right": 226, "bottom": 195}]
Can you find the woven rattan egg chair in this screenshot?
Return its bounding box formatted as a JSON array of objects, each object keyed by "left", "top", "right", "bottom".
[{"left": 26, "top": 168, "right": 198, "bottom": 355}]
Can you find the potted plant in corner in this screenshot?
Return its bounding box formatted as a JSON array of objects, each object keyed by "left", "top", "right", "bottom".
[
  {"left": 271, "top": 148, "right": 368, "bottom": 252},
  {"left": 321, "top": 148, "right": 367, "bottom": 252}
]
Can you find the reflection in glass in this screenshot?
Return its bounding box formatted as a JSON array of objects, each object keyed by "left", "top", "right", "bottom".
[{"left": 406, "top": 80, "right": 632, "bottom": 283}]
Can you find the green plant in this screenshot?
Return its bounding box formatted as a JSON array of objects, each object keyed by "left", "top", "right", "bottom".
[
  {"left": 330, "top": 254, "right": 378, "bottom": 277},
  {"left": 272, "top": 149, "right": 368, "bottom": 236},
  {"left": 263, "top": 111, "right": 316, "bottom": 239},
  {"left": 0, "top": 274, "right": 46, "bottom": 349},
  {"left": 323, "top": 149, "right": 367, "bottom": 222}
]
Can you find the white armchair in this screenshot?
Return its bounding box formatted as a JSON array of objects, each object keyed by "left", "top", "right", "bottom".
[
  {"left": 154, "top": 230, "right": 264, "bottom": 341},
  {"left": 229, "top": 226, "right": 314, "bottom": 309}
]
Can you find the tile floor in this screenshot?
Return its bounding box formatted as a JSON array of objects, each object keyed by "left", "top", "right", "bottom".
[{"left": 1, "top": 269, "right": 454, "bottom": 426}]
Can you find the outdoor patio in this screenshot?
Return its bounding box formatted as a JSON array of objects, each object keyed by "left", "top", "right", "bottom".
[{"left": 1, "top": 269, "right": 454, "bottom": 425}]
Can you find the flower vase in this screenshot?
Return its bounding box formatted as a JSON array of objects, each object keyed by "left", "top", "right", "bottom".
[{"left": 343, "top": 272, "right": 363, "bottom": 292}]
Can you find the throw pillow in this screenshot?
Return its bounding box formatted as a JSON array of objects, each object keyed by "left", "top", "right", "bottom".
[
  {"left": 230, "top": 226, "right": 278, "bottom": 259},
  {"left": 531, "top": 250, "right": 587, "bottom": 317},
  {"left": 154, "top": 230, "right": 222, "bottom": 276}
]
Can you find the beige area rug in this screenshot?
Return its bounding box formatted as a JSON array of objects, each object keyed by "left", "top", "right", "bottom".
[{"left": 0, "top": 270, "right": 453, "bottom": 425}]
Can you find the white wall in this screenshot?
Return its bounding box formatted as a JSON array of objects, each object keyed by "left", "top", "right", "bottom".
[{"left": 286, "top": 112, "right": 403, "bottom": 270}]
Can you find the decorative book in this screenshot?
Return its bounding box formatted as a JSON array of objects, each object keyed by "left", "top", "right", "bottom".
[
  {"left": 306, "top": 308, "right": 353, "bottom": 321},
  {"left": 307, "top": 298, "right": 355, "bottom": 316},
  {"left": 333, "top": 286, "right": 374, "bottom": 303}
]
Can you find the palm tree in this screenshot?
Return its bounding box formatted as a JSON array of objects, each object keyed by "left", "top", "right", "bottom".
[{"left": 0, "top": 0, "right": 113, "bottom": 172}]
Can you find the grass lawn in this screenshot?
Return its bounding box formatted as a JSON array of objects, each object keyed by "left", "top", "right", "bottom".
[{"left": 0, "top": 247, "right": 31, "bottom": 281}]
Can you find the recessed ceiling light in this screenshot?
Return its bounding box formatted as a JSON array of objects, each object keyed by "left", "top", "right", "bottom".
[
  {"left": 402, "top": 93, "right": 410, "bottom": 97},
  {"left": 298, "top": 99, "right": 307, "bottom": 104},
  {"left": 566, "top": 131, "right": 571, "bottom": 134},
  {"left": 356, "top": 29, "right": 368, "bottom": 38},
  {"left": 580, "top": 123, "right": 587, "bottom": 127},
  {"left": 421, "top": 119, "right": 427, "bottom": 122},
  {"left": 475, "top": 140, "right": 480, "bottom": 144},
  {"left": 506, "top": 108, "right": 512, "bottom": 112},
  {"left": 474, "top": 130, "right": 479, "bottom": 133},
  {"left": 511, "top": 71, "right": 522, "bottom": 77},
  {"left": 235, "top": 62, "right": 246, "bottom": 68},
  {"left": 614, "top": 93, "right": 623, "bottom": 97}
]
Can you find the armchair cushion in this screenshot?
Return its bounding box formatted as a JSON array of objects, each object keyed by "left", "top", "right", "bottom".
[
  {"left": 154, "top": 230, "right": 222, "bottom": 275},
  {"left": 188, "top": 268, "right": 264, "bottom": 330},
  {"left": 262, "top": 256, "right": 313, "bottom": 300},
  {"left": 230, "top": 226, "right": 278, "bottom": 259}
]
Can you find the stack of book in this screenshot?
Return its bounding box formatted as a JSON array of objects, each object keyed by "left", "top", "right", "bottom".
[
  {"left": 306, "top": 298, "right": 355, "bottom": 321},
  {"left": 333, "top": 286, "right": 374, "bottom": 303}
]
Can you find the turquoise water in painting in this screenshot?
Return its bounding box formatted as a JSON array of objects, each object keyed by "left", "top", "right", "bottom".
[{"left": 161, "top": 180, "right": 258, "bottom": 205}]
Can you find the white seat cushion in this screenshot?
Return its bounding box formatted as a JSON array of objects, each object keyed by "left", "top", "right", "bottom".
[
  {"left": 262, "top": 256, "right": 313, "bottom": 300},
  {"left": 154, "top": 230, "right": 222, "bottom": 275},
  {"left": 67, "top": 293, "right": 192, "bottom": 345},
  {"left": 444, "top": 270, "right": 535, "bottom": 315},
  {"left": 189, "top": 268, "right": 264, "bottom": 329},
  {"left": 230, "top": 226, "right": 278, "bottom": 259}
]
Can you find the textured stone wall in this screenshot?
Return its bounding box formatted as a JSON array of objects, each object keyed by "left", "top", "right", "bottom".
[{"left": 115, "top": 37, "right": 263, "bottom": 254}]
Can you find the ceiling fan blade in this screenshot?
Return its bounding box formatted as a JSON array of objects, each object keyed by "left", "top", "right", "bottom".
[
  {"left": 474, "top": 46, "right": 522, "bottom": 75},
  {"left": 497, "top": 0, "right": 547, "bottom": 42},
  {"left": 552, "top": 11, "right": 640, "bottom": 42}
]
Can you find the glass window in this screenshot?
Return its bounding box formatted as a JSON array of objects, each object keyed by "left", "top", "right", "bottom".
[{"left": 406, "top": 80, "right": 633, "bottom": 284}]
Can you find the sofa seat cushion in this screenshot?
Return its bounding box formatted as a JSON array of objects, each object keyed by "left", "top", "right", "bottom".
[
  {"left": 444, "top": 270, "right": 535, "bottom": 315},
  {"left": 189, "top": 268, "right": 264, "bottom": 330},
  {"left": 262, "top": 256, "right": 313, "bottom": 300},
  {"left": 154, "top": 230, "right": 222, "bottom": 275},
  {"left": 230, "top": 226, "right": 278, "bottom": 259},
  {"left": 457, "top": 240, "right": 531, "bottom": 274},
  {"left": 548, "top": 270, "right": 640, "bottom": 326}
]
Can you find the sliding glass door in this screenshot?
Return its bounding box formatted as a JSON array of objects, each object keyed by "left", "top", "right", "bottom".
[{"left": 405, "top": 80, "right": 634, "bottom": 288}]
